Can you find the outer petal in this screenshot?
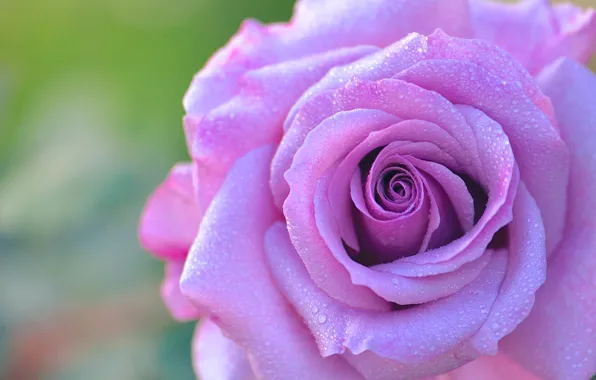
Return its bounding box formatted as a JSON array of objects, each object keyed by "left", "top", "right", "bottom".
[
  {"left": 193, "top": 319, "right": 256, "bottom": 380},
  {"left": 444, "top": 353, "right": 540, "bottom": 380},
  {"left": 180, "top": 146, "right": 362, "bottom": 380},
  {"left": 183, "top": 0, "right": 473, "bottom": 118},
  {"left": 138, "top": 163, "right": 200, "bottom": 261},
  {"left": 189, "top": 46, "right": 376, "bottom": 215},
  {"left": 500, "top": 58, "right": 596, "bottom": 380},
  {"left": 469, "top": 0, "right": 596, "bottom": 74},
  {"left": 265, "top": 222, "right": 507, "bottom": 370},
  {"left": 161, "top": 262, "right": 201, "bottom": 321}
]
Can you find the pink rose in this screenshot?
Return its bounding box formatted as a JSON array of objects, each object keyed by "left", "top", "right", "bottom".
[{"left": 139, "top": 0, "right": 596, "bottom": 379}]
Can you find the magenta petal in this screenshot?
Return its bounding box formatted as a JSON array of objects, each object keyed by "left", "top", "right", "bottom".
[
  {"left": 265, "top": 222, "right": 506, "bottom": 365},
  {"left": 139, "top": 163, "right": 200, "bottom": 261},
  {"left": 180, "top": 146, "right": 362, "bottom": 379},
  {"left": 469, "top": 0, "right": 596, "bottom": 74},
  {"left": 193, "top": 319, "right": 256, "bottom": 380},
  {"left": 499, "top": 58, "right": 596, "bottom": 380},
  {"left": 161, "top": 262, "right": 201, "bottom": 321}
]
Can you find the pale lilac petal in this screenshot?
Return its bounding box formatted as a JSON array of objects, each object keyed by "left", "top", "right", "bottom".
[
  {"left": 193, "top": 319, "right": 256, "bottom": 380},
  {"left": 499, "top": 58, "right": 596, "bottom": 380},
  {"left": 139, "top": 163, "right": 200, "bottom": 261},
  {"left": 180, "top": 146, "right": 362, "bottom": 380},
  {"left": 161, "top": 262, "right": 201, "bottom": 321},
  {"left": 469, "top": 0, "right": 596, "bottom": 73},
  {"left": 265, "top": 222, "right": 506, "bottom": 368},
  {"left": 444, "top": 353, "right": 540, "bottom": 380}
]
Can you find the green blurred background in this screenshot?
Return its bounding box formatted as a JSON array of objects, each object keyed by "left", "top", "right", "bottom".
[
  {"left": 0, "top": 0, "right": 595, "bottom": 379},
  {"left": 0, "top": 0, "right": 292, "bottom": 378}
]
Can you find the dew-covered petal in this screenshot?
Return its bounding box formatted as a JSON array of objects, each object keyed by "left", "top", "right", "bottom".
[
  {"left": 397, "top": 59, "right": 568, "bottom": 255},
  {"left": 470, "top": 183, "right": 546, "bottom": 355},
  {"left": 188, "top": 46, "right": 375, "bottom": 215},
  {"left": 370, "top": 106, "right": 517, "bottom": 277},
  {"left": 343, "top": 349, "right": 477, "bottom": 380},
  {"left": 469, "top": 0, "right": 596, "bottom": 74},
  {"left": 408, "top": 157, "right": 474, "bottom": 232},
  {"left": 316, "top": 170, "right": 491, "bottom": 305},
  {"left": 274, "top": 77, "right": 482, "bottom": 209},
  {"left": 184, "top": 0, "right": 473, "bottom": 140},
  {"left": 139, "top": 163, "right": 200, "bottom": 261},
  {"left": 329, "top": 121, "right": 466, "bottom": 252},
  {"left": 193, "top": 319, "right": 256, "bottom": 380},
  {"left": 499, "top": 58, "right": 596, "bottom": 380},
  {"left": 265, "top": 222, "right": 507, "bottom": 365},
  {"left": 161, "top": 261, "right": 201, "bottom": 321},
  {"left": 180, "top": 146, "right": 362, "bottom": 380},
  {"left": 285, "top": 109, "right": 398, "bottom": 311},
  {"left": 444, "top": 353, "right": 540, "bottom": 380}
]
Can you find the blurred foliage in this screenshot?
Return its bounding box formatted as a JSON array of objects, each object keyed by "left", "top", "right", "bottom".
[{"left": 0, "top": 0, "right": 292, "bottom": 379}]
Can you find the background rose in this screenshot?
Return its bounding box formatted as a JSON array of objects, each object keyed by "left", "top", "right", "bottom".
[{"left": 139, "top": 0, "right": 596, "bottom": 379}]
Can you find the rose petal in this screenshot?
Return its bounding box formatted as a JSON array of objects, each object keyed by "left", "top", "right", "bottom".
[
  {"left": 161, "top": 262, "right": 201, "bottom": 321},
  {"left": 342, "top": 349, "right": 477, "bottom": 380},
  {"left": 330, "top": 123, "right": 467, "bottom": 252},
  {"left": 193, "top": 319, "right": 256, "bottom": 380},
  {"left": 499, "top": 58, "right": 596, "bottom": 380},
  {"left": 363, "top": 104, "right": 516, "bottom": 277},
  {"left": 138, "top": 163, "right": 200, "bottom": 261},
  {"left": 265, "top": 223, "right": 507, "bottom": 364},
  {"left": 469, "top": 182, "right": 546, "bottom": 355},
  {"left": 273, "top": 32, "right": 488, "bottom": 207},
  {"left": 408, "top": 157, "right": 475, "bottom": 232},
  {"left": 355, "top": 153, "right": 431, "bottom": 262},
  {"left": 185, "top": 0, "right": 473, "bottom": 122},
  {"left": 285, "top": 109, "right": 398, "bottom": 311},
  {"left": 189, "top": 46, "right": 376, "bottom": 215},
  {"left": 397, "top": 59, "right": 568, "bottom": 254},
  {"left": 444, "top": 353, "right": 540, "bottom": 380},
  {"left": 180, "top": 146, "right": 362, "bottom": 380},
  {"left": 316, "top": 169, "right": 492, "bottom": 305},
  {"left": 469, "top": 0, "right": 596, "bottom": 74}
]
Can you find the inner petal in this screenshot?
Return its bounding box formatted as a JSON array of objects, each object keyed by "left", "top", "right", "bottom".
[
  {"left": 353, "top": 150, "right": 430, "bottom": 264},
  {"left": 376, "top": 167, "right": 416, "bottom": 212}
]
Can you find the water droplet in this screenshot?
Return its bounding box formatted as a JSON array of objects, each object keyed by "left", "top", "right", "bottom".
[{"left": 318, "top": 314, "right": 327, "bottom": 324}]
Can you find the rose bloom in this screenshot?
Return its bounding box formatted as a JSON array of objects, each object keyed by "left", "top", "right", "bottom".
[{"left": 139, "top": 0, "right": 596, "bottom": 379}]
